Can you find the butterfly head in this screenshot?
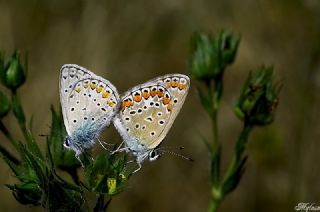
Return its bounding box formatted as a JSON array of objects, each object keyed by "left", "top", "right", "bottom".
[{"left": 64, "top": 136, "right": 73, "bottom": 150}]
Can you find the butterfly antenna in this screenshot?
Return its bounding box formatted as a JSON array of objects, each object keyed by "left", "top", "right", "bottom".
[
  {"left": 159, "top": 150, "right": 194, "bottom": 162},
  {"left": 158, "top": 146, "right": 185, "bottom": 151}
]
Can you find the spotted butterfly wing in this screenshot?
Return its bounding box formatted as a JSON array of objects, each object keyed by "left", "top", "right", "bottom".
[
  {"left": 113, "top": 74, "right": 190, "bottom": 167},
  {"left": 60, "top": 64, "right": 120, "bottom": 156}
]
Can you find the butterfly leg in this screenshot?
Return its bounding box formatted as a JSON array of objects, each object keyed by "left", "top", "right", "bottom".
[
  {"left": 100, "top": 140, "right": 115, "bottom": 146},
  {"left": 110, "top": 141, "right": 127, "bottom": 154},
  {"left": 97, "top": 138, "right": 112, "bottom": 151},
  {"left": 75, "top": 151, "right": 84, "bottom": 167},
  {"left": 98, "top": 138, "right": 115, "bottom": 146},
  {"left": 132, "top": 162, "right": 142, "bottom": 174}
]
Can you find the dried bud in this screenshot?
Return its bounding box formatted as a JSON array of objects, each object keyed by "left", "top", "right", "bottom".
[{"left": 234, "top": 66, "right": 281, "bottom": 126}]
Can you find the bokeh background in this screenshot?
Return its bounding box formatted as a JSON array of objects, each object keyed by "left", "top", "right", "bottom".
[{"left": 1, "top": 0, "right": 320, "bottom": 211}]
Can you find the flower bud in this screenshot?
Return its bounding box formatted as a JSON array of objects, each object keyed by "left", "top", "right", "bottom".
[
  {"left": 234, "top": 66, "right": 281, "bottom": 126},
  {"left": 0, "top": 91, "right": 10, "bottom": 118},
  {"left": 219, "top": 30, "right": 240, "bottom": 69},
  {"left": 0, "top": 51, "right": 26, "bottom": 91},
  {"left": 190, "top": 31, "right": 240, "bottom": 81}
]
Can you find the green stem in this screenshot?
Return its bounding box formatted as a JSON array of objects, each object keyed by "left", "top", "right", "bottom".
[
  {"left": 208, "top": 76, "right": 223, "bottom": 153},
  {"left": 208, "top": 186, "right": 222, "bottom": 212},
  {"left": 222, "top": 123, "right": 253, "bottom": 190},
  {"left": 208, "top": 74, "right": 224, "bottom": 212},
  {"left": 11, "top": 91, "right": 29, "bottom": 142},
  {"left": 208, "top": 198, "right": 221, "bottom": 212},
  {"left": 93, "top": 194, "right": 105, "bottom": 212}
]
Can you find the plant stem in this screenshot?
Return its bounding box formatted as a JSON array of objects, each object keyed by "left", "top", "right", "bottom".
[
  {"left": 11, "top": 92, "right": 30, "bottom": 143},
  {"left": 222, "top": 123, "right": 252, "bottom": 190},
  {"left": 208, "top": 75, "right": 224, "bottom": 212},
  {"left": 208, "top": 197, "right": 221, "bottom": 212},
  {"left": 94, "top": 194, "right": 104, "bottom": 212},
  {"left": 209, "top": 120, "right": 252, "bottom": 212},
  {"left": 210, "top": 74, "right": 223, "bottom": 151}
]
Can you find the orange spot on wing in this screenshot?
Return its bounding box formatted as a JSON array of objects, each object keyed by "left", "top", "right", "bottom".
[
  {"left": 84, "top": 83, "right": 89, "bottom": 89},
  {"left": 167, "top": 104, "right": 173, "bottom": 111},
  {"left": 124, "top": 99, "right": 132, "bottom": 107},
  {"left": 171, "top": 81, "right": 178, "bottom": 88},
  {"left": 178, "top": 83, "right": 187, "bottom": 90},
  {"left": 96, "top": 86, "right": 103, "bottom": 93},
  {"left": 142, "top": 91, "right": 150, "bottom": 99},
  {"left": 150, "top": 89, "right": 157, "bottom": 97},
  {"left": 90, "top": 84, "right": 97, "bottom": 90},
  {"left": 102, "top": 90, "right": 110, "bottom": 98},
  {"left": 108, "top": 101, "right": 116, "bottom": 107},
  {"left": 163, "top": 97, "right": 170, "bottom": 105},
  {"left": 165, "top": 82, "right": 171, "bottom": 87},
  {"left": 157, "top": 90, "right": 164, "bottom": 97},
  {"left": 133, "top": 94, "right": 142, "bottom": 102}
]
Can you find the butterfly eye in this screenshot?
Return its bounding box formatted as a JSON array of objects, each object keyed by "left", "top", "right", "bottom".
[
  {"left": 149, "top": 150, "right": 160, "bottom": 161},
  {"left": 64, "top": 137, "right": 70, "bottom": 148}
]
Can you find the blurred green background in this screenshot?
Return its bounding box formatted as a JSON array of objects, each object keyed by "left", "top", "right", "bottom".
[{"left": 0, "top": 0, "right": 320, "bottom": 211}]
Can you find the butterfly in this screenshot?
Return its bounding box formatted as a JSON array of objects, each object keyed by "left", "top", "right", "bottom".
[
  {"left": 113, "top": 74, "right": 190, "bottom": 172},
  {"left": 59, "top": 64, "right": 120, "bottom": 160}
]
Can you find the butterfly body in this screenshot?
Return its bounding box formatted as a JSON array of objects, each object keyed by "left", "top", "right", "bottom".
[
  {"left": 113, "top": 74, "right": 190, "bottom": 171},
  {"left": 60, "top": 64, "right": 120, "bottom": 157}
]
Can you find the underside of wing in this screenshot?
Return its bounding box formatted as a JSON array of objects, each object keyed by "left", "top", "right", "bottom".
[
  {"left": 60, "top": 64, "right": 120, "bottom": 136},
  {"left": 114, "top": 74, "right": 190, "bottom": 150}
]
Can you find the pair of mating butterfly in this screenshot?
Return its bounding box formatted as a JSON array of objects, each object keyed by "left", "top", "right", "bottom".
[{"left": 60, "top": 64, "right": 190, "bottom": 172}]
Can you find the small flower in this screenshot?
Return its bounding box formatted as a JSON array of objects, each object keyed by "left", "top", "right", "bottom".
[
  {"left": 234, "top": 66, "right": 281, "bottom": 126},
  {"left": 190, "top": 31, "right": 240, "bottom": 81},
  {"left": 0, "top": 91, "right": 10, "bottom": 118},
  {"left": 0, "top": 51, "right": 26, "bottom": 91}
]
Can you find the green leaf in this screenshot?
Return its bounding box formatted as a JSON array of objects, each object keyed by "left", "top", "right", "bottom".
[
  {"left": 221, "top": 156, "right": 247, "bottom": 196},
  {"left": 20, "top": 145, "right": 46, "bottom": 183},
  {"left": 197, "top": 87, "right": 213, "bottom": 116},
  {"left": 6, "top": 182, "right": 42, "bottom": 205},
  {"left": 0, "top": 147, "right": 21, "bottom": 175},
  {"left": 48, "top": 106, "right": 80, "bottom": 169}
]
